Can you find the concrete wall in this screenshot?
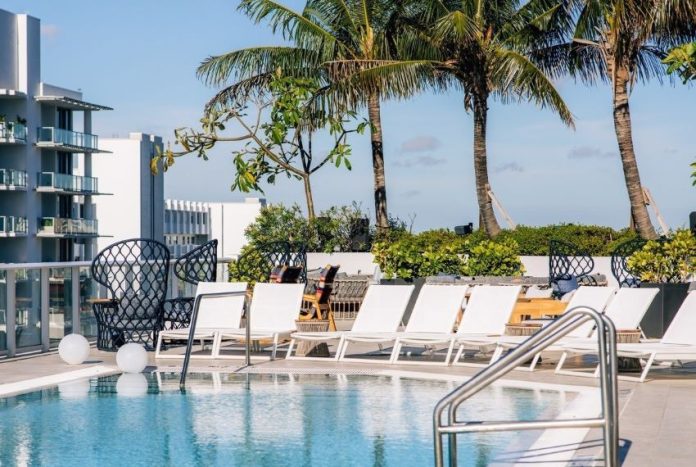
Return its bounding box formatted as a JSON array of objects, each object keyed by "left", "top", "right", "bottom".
[
  {"left": 0, "top": 10, "right": 18, "bottom": 90},
  {"left": 209, "top": 199, "right": 265, "bottom": 258}
]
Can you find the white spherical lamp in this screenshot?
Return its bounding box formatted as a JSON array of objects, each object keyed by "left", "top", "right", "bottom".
[
  {"left": 116, "top": 373, "right": 149, "bottom": 397},
  {"left": 58, "top": 334, "right": 90, "bottom": 365},
  {"left": 116, "top": 343, "right": 148, "bottom": 374}
]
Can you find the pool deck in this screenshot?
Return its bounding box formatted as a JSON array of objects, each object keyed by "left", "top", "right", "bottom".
[{"left": 1, "top": 346, "right": 694, "bottom": 466}]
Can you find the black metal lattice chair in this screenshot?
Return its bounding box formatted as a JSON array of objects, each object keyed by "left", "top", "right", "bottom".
[
  {"left": 162, "top": 240, "right": 218, "bottom": 330},
  {"left": 548, "top": 240, "right": 595, "bottom": 296},
  {"left": 91, "top": 238, "right": 170, "bottom": 351},
  {"left": 610, "top": 237, "right": 647, "bottom": 288}
]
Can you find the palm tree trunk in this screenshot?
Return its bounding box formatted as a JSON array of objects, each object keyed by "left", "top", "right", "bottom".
[
  {"left": 367, "top": 91, "right": 389, "bottom": 235},
  {"left": 302, "top": 175, "right": 316, "bottom": 220},
  {"left": 612, "top": 67, "right": 657, "bottom": 239},
  {"left": 473, "top": 93, "right": 501, "bottom": 237}
]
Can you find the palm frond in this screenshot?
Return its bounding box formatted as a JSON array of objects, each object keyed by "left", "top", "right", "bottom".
[{"left": 492, "top": 47, "right": 575, "bottom": 128}]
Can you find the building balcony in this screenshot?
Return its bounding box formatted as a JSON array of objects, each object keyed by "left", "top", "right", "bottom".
[
  {"left": 35, "top": 127, "right": 106, "bottom": 153},
  {"left": 0, "top": 216, "right": 28, "bottom": 237},
  {"left": 36, "top": 172, "right": 101, "bottom": 195},
  {"left": 37, "top": 217, "right": 98, "bottom": 237},
  {"left": 0, "top": 122, "right": 28, "bottom": 144},
  {"left": 0, "top": 169, "right": 28, "bottom": 191}
]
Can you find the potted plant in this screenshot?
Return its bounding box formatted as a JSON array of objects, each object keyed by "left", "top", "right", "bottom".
[{"left": 627, "top": 229, "right": 696, "bottom": 337}]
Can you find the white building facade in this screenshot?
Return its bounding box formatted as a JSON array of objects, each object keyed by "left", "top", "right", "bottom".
[
  {"left": 165, "top": 198, "right": 265, "bottom": 258},
  {"left": 0, "top": 9, "right": 110, "bottom": 262},
  {"left": 93, "top": 133, "right": 164, "bottom": 252}
]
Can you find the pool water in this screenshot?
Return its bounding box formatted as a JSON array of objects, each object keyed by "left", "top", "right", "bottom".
[{"left": 0, "top": 373, "right": 567, "bottom": 466}]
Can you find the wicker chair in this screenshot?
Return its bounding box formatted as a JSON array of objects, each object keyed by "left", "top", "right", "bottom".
[
  {"left": 610, "top": 237, "right": 647, "bottom": 288},
  {"left": 162, "top": 240, "right": 218, "bottom": 330},
  {"left": 91, "top": 238, "right": 170, "bottom": 351},
  {"left": 548, "top": 240, "right": 595, "bottom": 296},
  {"left": 238, "top": 241, "right": 308, "bottom": 283}
]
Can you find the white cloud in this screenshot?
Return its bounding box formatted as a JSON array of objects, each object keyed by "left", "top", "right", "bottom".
[
  {"left": 394, "top": 155, "right": 447, "bottom": 168},
  {"left": 567, "top": 146, "right": 615, "bottom": 159},
  {"left": 400, "top": 135, "right": 441, "bottom": 153}
]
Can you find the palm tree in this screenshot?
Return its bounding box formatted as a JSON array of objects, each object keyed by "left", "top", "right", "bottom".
[
  {"left": 334, "top": 0, "right": 574, "bottom": 237},
  {"left": 196, "top": 0, "right": 415, "bottom": 234},
  {"left": 541, "top": 0, "right": 696, "bottom": 239}
]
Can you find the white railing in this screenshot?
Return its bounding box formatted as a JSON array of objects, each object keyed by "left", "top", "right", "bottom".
[
  {"left": 36, "top": 127, "right": 99, "bottom": 151},
  {"left": 0, "top": 258, "right": 231, "bottom": 358}
]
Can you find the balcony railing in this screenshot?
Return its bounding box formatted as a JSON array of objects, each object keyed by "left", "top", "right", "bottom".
[
  {"left": 0, "top": 169, "right": 28, "bottom": 189},
  {"left": 37, "top": 172, "right": 98, "bottom": 194},
  {"left": 38, "top": 217, "right": 98, "bottom": 236},
  {"left": 0, "top": 216, "right": 28, "bottom": 235},
  {"left": 0, "top": 122, "right": 28, "bottom": 143},
  {"left": 0, "top": 258, "right": 232, "bottom": 358},
  {"left": 36, "top": 127, "right": 99, "bottom": 151}
]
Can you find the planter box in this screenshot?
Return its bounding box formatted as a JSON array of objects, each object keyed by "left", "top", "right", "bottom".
[
  {"left": 639, "top": 283, "right": 690, "bottom": 338},
  {"left": 379, "top": 277, "right": 426, "bottom": 324}
]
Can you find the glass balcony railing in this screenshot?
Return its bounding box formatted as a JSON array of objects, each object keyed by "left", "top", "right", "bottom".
[
  {"left": 0, "top": 216, "right": 28, "bottom": 235},
  {"left": 38, "top": 217, "right": 98, "bottom": 236},
  {"left": 36, "top": 127, "right": 99, "bottom": 151},
  {"left": 0, "top": 122, "right": 28, "bottom": 143},
  {"left": 0, "top": 169, "right": 28, "bottom": 188},
  {"left": 37, "top": 172, "right": 98, "bottom": 194}
]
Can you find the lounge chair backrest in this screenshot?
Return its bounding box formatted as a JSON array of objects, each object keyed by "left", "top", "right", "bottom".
[
  {"left": 195, "top": 282, "right": 247, "bottom": 329},
  {"left": 525, "top": 286, "right": 553, "bottom": 299},
  {"left": 405, "top": 285, "right": 469, "bottom": 333},
  {"left": 457, "top": 286, "right": 522, "bottom": 335},
  {"left": 249, "top": 283, "right": 305, "bottom": 331},
  {"left": 564, "top": 286, "right": 617, "bottom": 338},
  {"left": 351, "top": 285, "right": 415, "bottom": 333},
  {"left": 603, "top": 287, "right": 658, "bottom": 330},
  {"left": 660, "top": 292, "right": 696, "bottom": 345}
]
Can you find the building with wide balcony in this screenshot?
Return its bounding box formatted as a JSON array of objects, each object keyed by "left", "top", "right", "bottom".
[{"left": 0, "top": 9, "right": 111, "bottom": 262}]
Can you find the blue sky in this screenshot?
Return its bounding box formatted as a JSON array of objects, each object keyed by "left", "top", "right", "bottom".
[{"left": 3, "top": 0, "right": 694, "bottom": 231}]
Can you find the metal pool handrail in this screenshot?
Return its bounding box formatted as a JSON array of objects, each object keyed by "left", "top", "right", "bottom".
[
  {"left": 179, "top": 290, "right": 251, "bottom": 389},
  {"left": 433, "top": 306, "right": 619, "bottom": 466}
]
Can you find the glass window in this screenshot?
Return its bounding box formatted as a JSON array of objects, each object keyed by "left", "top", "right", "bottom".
[
  {"left": 79, "top": 267, "right": 98, "bottom": 339},
  {"left": 49, "top": 267, "right": 72, "bottom": 348},
  {"left": 0, "top": 271, "right": 6, "bottom": 352}
]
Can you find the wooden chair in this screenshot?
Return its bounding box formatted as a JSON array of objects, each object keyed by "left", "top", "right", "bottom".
[{"left": 300, "top": 265, "right": 340, "bottom": 330}]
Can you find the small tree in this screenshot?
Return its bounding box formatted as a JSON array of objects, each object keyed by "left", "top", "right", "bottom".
[{"left": 152, "top": 75, "right": 366, "bottom": 218}]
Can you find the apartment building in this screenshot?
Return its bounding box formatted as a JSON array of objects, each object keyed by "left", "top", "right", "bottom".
[
  {"left": 165, "top": 198, "right": 265, "bottom": 258},
  {"left": 0, "top": 9, "right": 110, "bottom": 262}
]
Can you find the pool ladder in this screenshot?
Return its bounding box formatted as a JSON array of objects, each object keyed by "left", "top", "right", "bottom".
[
  {"left": 433, "top": 307, "right": 619, "bottom": 466},
  {"left": 179, "top": 290, "right": 252, "bottom": 389}
]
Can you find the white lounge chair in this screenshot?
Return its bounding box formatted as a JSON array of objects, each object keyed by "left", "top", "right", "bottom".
[
  {"left": 216, "top": 283, "right": 305, "bottom": 360},
  {"left": 286, "top": 284, "right": 415, "bottom": 361},
  {"left": 155, "top": 282, "right": 247, "bottom": 359},
  {"left": 449, "top": 285, "right": 523, "bottom": 365},
  {"left": 560, "top": 291, "right": 696, "bottom": 382},
  {"left": 343, "top": 284, "right": 469, "bottom": 365},
  {"left": 554, "top": 287, "right": 659, "bottom": 375}
]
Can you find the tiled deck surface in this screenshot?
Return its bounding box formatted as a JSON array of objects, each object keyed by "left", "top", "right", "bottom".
[{"left": 2, "top": 345, "right": 695, "bottom": 466}]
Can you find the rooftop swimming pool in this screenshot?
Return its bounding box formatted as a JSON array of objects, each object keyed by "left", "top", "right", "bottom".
[{"left": 0, "top": 372, "right": 573, "bottom": 466}]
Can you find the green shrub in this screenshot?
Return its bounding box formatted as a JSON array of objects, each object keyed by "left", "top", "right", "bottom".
[
  {"left": 464, "top": 238, "right": 525, "bottom": 276},
  {"left": 626, "top": 229, "right": 696, "bottom": 283},
  {"left": 372, "top": 230, "right": 523, "bottom": 280},
  {"left": 227, "top": 244, "right": 270, "bottom": 285},
  {"left": 463, "top": 224, "right": 639, "bottom": 256}
]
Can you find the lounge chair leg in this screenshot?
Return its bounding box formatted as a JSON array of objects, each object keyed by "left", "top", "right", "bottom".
[
  {"left": 155, "top": 333, "right": 163, "bottom": 358},
  {"left": 554, "top": 352, "right": 569, "bottom": 374},
  {"left": 443, "top": 340, "right": 455, "bottom": 366},
  {"left": 389, "top": 341, "right": 401, "bottom": 364},
  {"left": 640, "top": 353, "right": 656, "bottom": 383},
  {"left": 337, "top": 336, "right": 348, "bottom": 361},
  {"left": 452, "top": 345, "right": 465, "bottom": 365},
  {"left": 490, "top": 346, "right": 504, "bottom": 365},
  {"left": 528, "top": 353, "right": 541, "bottom": 372},
  {"left": 271, "top": 335, "right": 279, "bottom": 360},
  {"left": 286, "top": 339, "right": 296, "bottom": 359}
]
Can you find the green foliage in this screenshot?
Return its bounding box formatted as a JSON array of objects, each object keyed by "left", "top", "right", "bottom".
[
  {"left": 626, "top": 230, "right": 696, "bottom": 283},
  {"left": 465, "top": 239, "right": 526, "bottom": 277},
  {"left": 664, "top": 42, "right": 696, "bottom": 84},
  {"left": 243, "top": 203, "right": 375, "bottom": 253},
  {"left": 227, "top": 244, "right": 270, "bottom": 285},
  {"left": 464, "top": 224, "right": 640, "bottom": 256},
  {"left": 372, "top": 230, "right": 524, "bottom": 280},
  {"left": 691, "top": 160, "right": 696, "bottom": 187}
]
